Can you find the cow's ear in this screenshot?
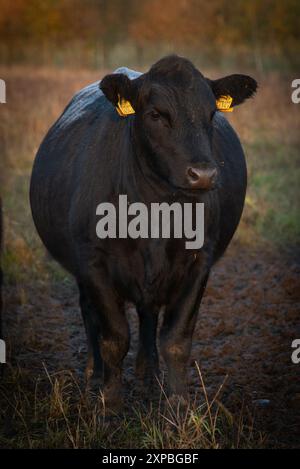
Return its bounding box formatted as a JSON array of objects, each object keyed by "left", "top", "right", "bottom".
[
  {"left": 208, "top": 74, "right": 257, "bottom": 108},
  {"left": 100, "top": 73, "right": 136, "bottom": 115}
]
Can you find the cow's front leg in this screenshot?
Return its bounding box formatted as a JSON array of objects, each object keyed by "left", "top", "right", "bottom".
[
  {"left": 136, "top": 305, "right": 159, "bottom": 389},
  {"left": 82, "top": 271, "right": 129, "bottom": 410},
  {"left": 160, "top": 252, "right": 211, "bottom": 400}
]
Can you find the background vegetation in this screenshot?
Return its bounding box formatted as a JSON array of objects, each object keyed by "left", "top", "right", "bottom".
[{"left": 0, "top": 0, "right": 299, "bottom": 70}]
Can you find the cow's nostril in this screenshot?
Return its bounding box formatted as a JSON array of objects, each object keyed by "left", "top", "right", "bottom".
[{"left": 187, "top": 167, "right": 201, "bottom": 182}]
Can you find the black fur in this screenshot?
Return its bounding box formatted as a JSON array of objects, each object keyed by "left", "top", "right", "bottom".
[{"left": 30, "top": 55, "right": 256, "bottom": 404}]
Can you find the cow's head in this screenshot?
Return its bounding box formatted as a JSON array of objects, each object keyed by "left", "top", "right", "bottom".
[{"left": 100, "top": 55, "right": 257, "bottom": 191}]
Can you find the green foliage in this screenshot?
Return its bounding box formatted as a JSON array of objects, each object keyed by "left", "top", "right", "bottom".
[{"left": 243, "top": 141, "right": 300, "bottom": 245}]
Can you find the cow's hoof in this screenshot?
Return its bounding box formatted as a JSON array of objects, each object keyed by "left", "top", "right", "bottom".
[
  {"left": 102, "top": 391, "right": 124, "bottom": 415},
  {"left": 136, "top": 364, "right": 160, "bottom": 397},
  {"left": 85, "top": 385, "right": 123, "bottom": 416},
  {"left": 85, "top": 374, "right": 102, "bottom": 391},
  {"left": 84, "top": 375, "right": 103, "bottom": 404}
]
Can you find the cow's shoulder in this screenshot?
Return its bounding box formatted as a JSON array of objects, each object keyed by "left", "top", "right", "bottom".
[
  {"left": 56, "top": 81, "right": 101, "bottom": 130},
  {"left": 113, "top": 67, "right": 142, "bottom": 80},
  {"left": 57, "top": 68, "right": 142, "bottom": 130}
]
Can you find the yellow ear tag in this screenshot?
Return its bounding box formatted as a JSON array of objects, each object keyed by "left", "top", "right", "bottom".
[
  {"left": 116, "top": 95, "right": 135, "bottom": 117},
  {"left": 216, "top": 95, "right": 233, "bottom": 112}
]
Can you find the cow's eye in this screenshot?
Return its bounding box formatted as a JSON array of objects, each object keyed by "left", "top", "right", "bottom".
[{"left": 150, "top": 110, "right": 161, "bottom": 120}]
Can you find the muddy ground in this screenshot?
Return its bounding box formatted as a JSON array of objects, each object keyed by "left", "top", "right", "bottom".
[{"left": 2, "top": 240, "right": 300, "bottom": 448}]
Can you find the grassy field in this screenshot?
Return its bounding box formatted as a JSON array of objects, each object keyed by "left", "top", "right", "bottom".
[{"left": 0, "top": 65, "right": 299, "bottom": 448}]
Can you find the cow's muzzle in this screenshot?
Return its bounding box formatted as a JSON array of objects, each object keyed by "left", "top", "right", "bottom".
[{"left": 186, "top": 165, "right": 218, "bottom": 190}]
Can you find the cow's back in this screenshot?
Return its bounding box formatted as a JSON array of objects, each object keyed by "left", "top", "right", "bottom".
[
  {"left": 30, "top": 84, "right": 104, "bottom": 273},
  {"left": 30, "top": 68, "right": 140, "bottom": 274}
]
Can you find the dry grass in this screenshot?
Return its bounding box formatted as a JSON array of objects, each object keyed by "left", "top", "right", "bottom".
[{"left": 0, "top": 362, "right": 265, "bottom": 449}]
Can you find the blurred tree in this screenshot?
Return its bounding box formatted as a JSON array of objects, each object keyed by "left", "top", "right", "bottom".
[{"left": 0, "top": 0, "right": 299, "bottom": 68}]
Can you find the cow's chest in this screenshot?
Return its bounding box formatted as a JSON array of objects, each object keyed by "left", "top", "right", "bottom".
[{"left": 104, "top": 238, "right": 198, "bottom": 306}]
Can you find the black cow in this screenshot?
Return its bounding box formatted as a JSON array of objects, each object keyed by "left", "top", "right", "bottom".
[{"left": 30, "top": 55, "right": 256, "bottom": 408}]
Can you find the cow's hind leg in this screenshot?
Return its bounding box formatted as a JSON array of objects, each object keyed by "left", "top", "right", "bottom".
[
  {"left": 78, "top": 282, "right": 102, "bottom": 384},
  {"left": 82, "top": 272, "right": 129, "bottom": 410},
  {"left": 136, "top": 305, "right": 159, "bottom": 390}
]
